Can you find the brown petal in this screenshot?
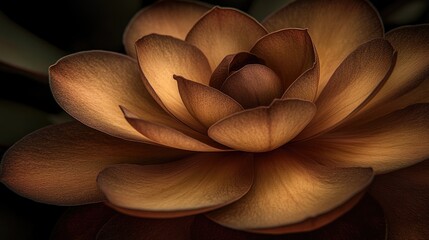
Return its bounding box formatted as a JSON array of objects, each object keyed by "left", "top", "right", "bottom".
[
  {"left": 220, "top": 64, "right": 283, "bottom": 108},
  {"left": 250, "top": 29, "right": 315, "bottom": 90},
  {"left": 49, "top": 50, "right": 171, "bottom": 142},
  {"left": 186, "top": 7, "right": 267, "bottom": 70},
  {"left": 208, "top": 99, "right": 316, "bottom": 152},
  {"left": 348, "top": 24, "right": 429, "bottom": 124},
  {"left": 209, "top": 52, "right": 264, "bottom": 89},
  {"left": 370, "top": 160, "right": 429, "bottom": 240},
  {"left": 297, "top": 39, "right": 396, "bottom": 140},
  {"left": 121, "top": 107, "right": 227, "bottom": 152},
  {"left": 136, "top": 34, "right": 211, "bottom": 131},
  {"left": 207, "top": 149, "right": 373, "bottom": 233},
  {"left": 123, "top": 1, "right": 210, "bottom": 58},
  {"left": 263, "top": 0, "right": 384, "bottom": 96},
  {"left": 97, "top": 152, "right": 253, "bottom": 218},
  {"left": 0, "top": 122, "right": 188, "bottom": 205},
  {"left": 175, "top": 76, "right": 243, "bottom": 128},
  {"left": 294, "top": 104, "right": 429, "bottom": 174},
  {"left": 97, "top": 214, "right": 194, "bottom": 240}
]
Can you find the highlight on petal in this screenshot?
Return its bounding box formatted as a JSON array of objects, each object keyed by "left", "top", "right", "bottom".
[
  {"left": 49, "top": 50, "right": 174, "bottom": 142},
  {"left": 97, "top": 152, "right": 253, "bottom": 218},
  {"left": 175, "top": 76, "right": 243, "bottom": 128},
  {"left": 297, "top": 39, "right": 396, "bottom": 140},
  {"left": 207, "top": 149, "right": 373, "bottom": 233},
  {"left": 121, "top": 107, "right": 227, "bottom": 152},
  {"left": 250, "top": 29, "right": 316, "bottom": 90},
  {"left": 349, "top": 24, "right": 429, "bottom": 123},
  {"left": 220, "top": 64, "right": 283, "bottom": 108},
  {"left": 186, "top": 7, "right": 267, "bottom": 70},
  {"left": 294, "top": 104, "right": 429, "bottom": 174},
  {"left": 97, "top": 214, "right": 194, "bottom": 240},
  {"left": 208, "top": 99, "right": 316, "bottom": 152},
  {"left": 370, "top": 160, "right": 429, "bottom": 240},
  {"left": 0, "top": 122, "right": 188, "bottom": 206},
  {"left": 209, "top": 52, "right": 264, "bottom": 89},
  {"left": 263, "top": 0, "right": 384, "bottom": 96},
  {"left": 136, "top": 34, "right": 211, "bottom": 131},
  {"left": 123, "top": 0, "right": 210, "bottom": 58}
]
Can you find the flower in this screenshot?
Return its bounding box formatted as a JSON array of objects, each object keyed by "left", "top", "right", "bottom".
[{"left": 1, "top": 0, "right": 429, "bottom": 238}]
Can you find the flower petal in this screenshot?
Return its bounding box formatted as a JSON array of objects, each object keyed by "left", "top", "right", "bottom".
[
  {"left": 49, "top": 50, "right": 172, "bottom": 142},
  {"left": 295, "top": 104, "right": 429, "bottom": 174},
  {"left": 123, "top": 1, "right": 210, "bottom": 58},
  {"left": 297, "top": 39, "right": 396, "bottom": 140},
  {"left": 97, "top": 152, "right": 253, "bottom": 218},
  {"left": 250, "top": 29, "right": 315, "bottom": 90},
  {"left": 121, "top": 107, "right": 227, "bottom": 152},
  {"left": 263, "top": 0, "right": 384, "bottom": 96},
  {"left": 370, "top": 160, "right": 429, "bottom": 240},
  {"left": 209, "top": 52, "right": 264, "bottom": 89},
  {"left": 208, "top": 99, "right": 316, "bottom": 152},
  {"left": 207, "top": 149, "right": 373, "bottom": 233},
  {"left": 0, "top": 122, "right": 188, "bottom": 205},
  {"left": 282, "top": 56, "right": 319, "bottom": 101},
  {"left": 136, "top": 34, "right": 211, "bottom": 131},
  {"left": 97, "top": 215, "right": 194, "bottom": 240},
  {"left": 175, "top": 76, "right": 243, "bottom": 128},
  {"left": 186, "top": 7, "right": 267, "bottom": 70},
  {"left": 348, "top": 24, "right": 429, "bottom": 124},
  {"left": 220, "top": 64, "right": 283, "bottom": 108}
]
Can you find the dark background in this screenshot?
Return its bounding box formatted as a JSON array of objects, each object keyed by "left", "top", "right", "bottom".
[{"left": 0, "top": 0, "right": 428, "bottom": 239}]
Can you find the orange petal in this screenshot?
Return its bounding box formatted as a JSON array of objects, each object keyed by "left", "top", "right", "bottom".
[
  {"left": 250, "top": 29, "right": 315, "bottom": 90},
  {"left": 347, "top": 24, "right": 429, "bottom": 124},
  {"left": 207, "top": 149, "right": 373, "bottom": 233},
  {"left": 208, "top": 99, "right": 316, "bottom": 152},
  {"left": 220, "top": 64, "right": 283, "bottom": 108},
  {"left": 49, "top": 50, "right": 171, "bottom": 142},
  {"left": 186, "top": 7, "right": 267, "bottom": 70},
  {"left": 136, "top": 34, "right": 211, "bottom": 131},
  {"left": 263, "top": 0, "right": 384, "bottom": 96},
  {"left": 297, "top": 39, "right": 396, "bottom": 140},
  {"left": 209, "top": 52, "right": 264, "bottom": 89},
  {"left": 175, "top": 76, "right": 243, "bottom": 128},
  {"left": 294, "top": 104, "right": 429, "bottom": 174},
  {"left": 370, "top": 160, "right": 429, "bottom": 240},
  {"left": 97, "top": 152, "right": 253, "bottom": 218},
  {"left": 121, "top": 107, "right": 227, "bottom": 152},
  {"left": 0, "top": 122, "right": 189, "bottom": 205},
  {"left": 123, "top": 0, "right": 210, "bottom": 58}
]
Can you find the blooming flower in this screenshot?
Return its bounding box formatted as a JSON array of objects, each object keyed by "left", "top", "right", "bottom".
[{"left": 1, "top": 0, "right": 429, "bottom": 238}]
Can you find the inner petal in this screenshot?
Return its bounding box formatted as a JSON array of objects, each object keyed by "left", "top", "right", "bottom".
[{"left": 220, "top": 64, "right": 283, "bottom": 108}]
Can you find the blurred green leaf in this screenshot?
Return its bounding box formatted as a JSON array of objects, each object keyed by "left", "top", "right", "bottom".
[
  {"left": 0, "top": 11, "right": 66, "bottom": 82},
  {"left": 0, "top": 100, "right": 51, "bottom": 146},
  {"left": 384, "top": 0, "right": 428, "bottom": 25},
  {"left": 248, "top": 0, "right": 294, "bottom": 21}
]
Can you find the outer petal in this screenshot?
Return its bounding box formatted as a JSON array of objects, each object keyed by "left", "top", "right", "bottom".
[
  {"left": 97, "top": 215, "right": 194, "bottom": 240},
  {"left": 97, "top": 152, "right": 253, "bottom": 218},
  {"left": 0, "top": 122, "right": 188, "bottom": 205},
  {"left": 208, "top": 99, "right": 316, "bottom": 152},
  {"left": 136, "top": 34, "right": 211, "bottom": 131},
  {"left": 49, "top": 50, "right": 173, "bottom": 142},
  {"left": 297, "top": 39, "right": 396, "bottom": 140},
  {"left": 250, "top": 29, "right": 315, "bottom": 90},
  {"left": 263, "top": 0, "right": 384, "bottom": 96},
  {"left": 123, "top": 0, "right": 210, "bottom": 58},
  {"left": 295, "top": 104, "right": 429, "bottom": 174},
  {"left": 207, "top": 149, "right": 373, "bottom": 233},
  {"left": 186, "top": 7, "right": 267, "bottom": 70},
  {"left": 347, "top": 24, "right": 429, "bottom": 124},
  {"left": 220, "top": 64, "right": 283, "bottom": 108},
  {"left": 121, "top": 107, "right": 227, "bottom": 152},
  {"left": 370, "top": 160, "right": 429, "bottom": 240},
  {"left": 175, "top": 76, "right": 243, "bottom": 128}
]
